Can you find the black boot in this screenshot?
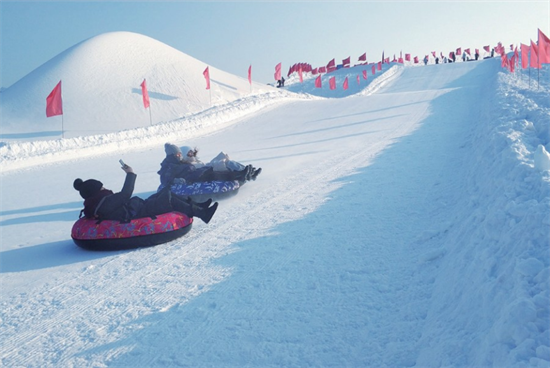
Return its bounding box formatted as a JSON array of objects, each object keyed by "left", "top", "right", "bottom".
[
  {"left": 192, "top": 202, "right": 218, "bottom": 224},
  {"left": 188, "top": 197, "right": 212, "bottom": 209},
  {"left": 236, "top": 165, "right": 251, "bottom": 181},
  {"left": 251, "top": 168, "right": 262, "bottom": 181}
]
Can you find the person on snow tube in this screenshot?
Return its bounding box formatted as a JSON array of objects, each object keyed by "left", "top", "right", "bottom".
[
  {"left": 179, "top": 145, "right": 261, "bottom": 181},
  {"left": 158, "top": 143, "right": 257, "bottom": 187},
  {"left": 74, "top": 163, "right": 218, "bottom": 224}
]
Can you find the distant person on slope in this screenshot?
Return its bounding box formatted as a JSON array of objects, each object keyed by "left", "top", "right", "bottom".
[
  {"left": 158, "top": 143, "right": 257, "bottom": 187},
  {"left": 74, "top": 163, "right": 218, "bottom": 224}
]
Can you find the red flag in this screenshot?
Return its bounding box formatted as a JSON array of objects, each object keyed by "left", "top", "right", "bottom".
[
  {"left": 315, "top": 75, "right": 322, "bottom": 88},
  {"left": 432, "top": 51, "right": 436, "bottom": 58},
  {"left": 342, "top": 56, "right": 350, "bottom": 66},
  {"left": 298, "top": 65, "right": 303, "bottom": 83},
  {"left": 530, "top": 40, "right": 539, "bottom": 69},
  {"left": 312, "top": 68, "right": 318, "bottom": 75},
  {"left": 274, "top": 62, "right": 282, "bottom": 81},
  {"left": 483, "top": 45, "right": 490, "bottom": 53},
  {"left": 358, "top": 52, "right": 367, "bottom": 61},
  {"left": 46, "top": 80, "right": 63, "bottom": 117},
  {"left": 377, "top": 62, "right": 382, "bottom": 71},
  {"left": 343, "top": 77, "right": 348, "bottom": 90},
  {"left": 248, "top": 65, "right": 252, "bottom": 85},
  {"left": 414, "top": 56, "right": 419, "bottom": 64},
  {"left": 362, "top": 70, "right": 368, "bottom": 80},
  {"left": 521, "top": 43, "right": 530, "bottom": 69},
  {"left": 319, "top": 66, "right": 326, "bottom": 73},
  {"left": 475, "top": 48, "right": 479, "bottom": 55},
  {"left": 327, "top": 58, "right": 335, "bottom": 68},
  {"left": 465, "top": 48, "right": 471, "bottom": 56},
  {"left": 140, "top": 79, "right": 150, "bottom": 109},
  {"left": 456, "top": 47, "right": 462, "bottom": 56},
  {"left": 538, "top": 28, "right": 550, "bottom": 65},
  {"left": 372, "top": 65, "right": 376, "bottom": 75},
  {"left": 203, "top": 67, "right": 211, "bottom": 90},
  {"left": 405, "top": 53, "right": 411, "bottom": 62},
  {"left": 329, "top": 76, "right": 336, "bottom": 90},
  {"left": 357, "top": 75, "right": 360, "bottom": 85},
  {"left": 509, "top": 54, "right": 515, "bottom": 73}
]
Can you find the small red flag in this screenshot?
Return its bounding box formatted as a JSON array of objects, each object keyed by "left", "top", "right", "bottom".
[
  {"left": 456, "top": 47, "right": 462, "bottom": 56},
  {"left": 298, "top": 65, "right": 303, "bottom": 83},
  {"left": 530, "top": 40, "right": 539, "bottom": 69},
  {"left": 342, "top": 56, "right": 350, "bottom": 66},
  {"left": 203, "top": 67, "right": 211, "bottom": 90},
  {"left": 357, "top": 75, "right": 360, "bottom": 85},
  {"left": 358, "top": 53, "right": 367, "bottom": 61},
  {"left": 329, "top": 76, "right": 336, "bottom": 90},
  {"left": 538, "top": 28, "right": 550, "bottom": 65},
  {"left": 315, "top": 75, "right": 322, "bottom": 88},
  {"left": 377, "top": 62, "right": 382, "bottom": 71},
  {"left": 372, "top": 65, "right": 376, "bottom": 75},
  {"left": 46, "top": 81, "right": 63, "bottom": 117},
  {"left": 414, "top": 56, "right": 419, "bottom": 64},
  {"left": 327, "top": 58, "right": 335, "bottom": 68},
  {"left": 362, "top": 70, "right": 368, "bottom": 80},
  {"left": 318, "top": 66, "right": 326, "bottom": 73},
  {"left": 248, "top": 65, "right": 252, "bottom": 85},
  {"left": 521, "top": 43, "right": 530, "bottom": 69},
  {"left": 464, "top": 48, "right": 471, "bottom": 56},
  {"left": 343, "top": 77, "right": 348, "bottom": 90},
  {"left": 405, "top": 53, "right": 411, "bottom": 62},
  {"left": 483, "top": 45, "right": 490, "bottom": 53},
  {"left": 274, "top": 63, "right": 282, "bottom": 81},
  {"left": 140, "top": 79, "right": 150, "bottom": 109}
]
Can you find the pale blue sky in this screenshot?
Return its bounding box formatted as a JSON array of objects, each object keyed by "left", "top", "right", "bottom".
[{"left": 1, "top": 1, "right": 549, "bottom": 88}]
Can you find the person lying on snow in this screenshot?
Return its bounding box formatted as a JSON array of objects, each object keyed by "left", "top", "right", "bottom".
[
  {"left": 74, "top": 163, "right": 218, "bottom": 224},
  {"left": 179, "top": 145, "right": 262, "bottom": 181},
  {"left": 158, "top": 143, "right": 259, "bottom": 187}
]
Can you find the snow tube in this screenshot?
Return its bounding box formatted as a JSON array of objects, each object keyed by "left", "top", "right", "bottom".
[
  {"left": 71, "top": 211, "right": 193, "bottom": 251},
  {"left": 158, "top": 180, "right": 241, "bottom": 202}
]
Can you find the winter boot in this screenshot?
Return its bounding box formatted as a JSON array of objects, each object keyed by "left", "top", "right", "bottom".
[
  {"left": 251, "top": 168, "right": 262, "bottom": 181},
  {"left": 188, "top": 197, "right": 213, "bottom": 209},
  {"left": 236, "top": 165, "right": 252, "bottom": 181},
  {"left": 192, "top": 202, "right": 218, "bottom": 224}
]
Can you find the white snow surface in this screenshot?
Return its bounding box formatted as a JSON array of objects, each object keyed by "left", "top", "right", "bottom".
[{"left": 1, "top": 32, "right": 549, "bottom": 368}]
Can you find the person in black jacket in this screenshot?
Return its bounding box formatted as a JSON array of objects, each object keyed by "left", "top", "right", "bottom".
[
  {"left": 158, "top": 143, "right": 251, "bottom": 187},
  {"left": 74, "top": 164, "right": 218, "bottom": 224}
]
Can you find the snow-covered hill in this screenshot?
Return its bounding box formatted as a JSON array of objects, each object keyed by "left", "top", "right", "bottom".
[
  {"left": 1, "top": 32, "right": 549, "bottom": 368},
  {"left": 0, "top": 31, "right": 274, "bottom": 138}
]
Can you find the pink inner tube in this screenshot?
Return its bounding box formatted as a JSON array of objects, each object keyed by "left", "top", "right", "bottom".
[{"left": 71, "top": 211, "right": 193, "bottom": 251}]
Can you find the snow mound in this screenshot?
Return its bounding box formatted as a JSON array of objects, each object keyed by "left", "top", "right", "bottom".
[
  {"left": 0, "top": 31, "right": 274, "bottom": 138},
  {"left": 535, "top": 144, "right": 550, "bottom": 171}
]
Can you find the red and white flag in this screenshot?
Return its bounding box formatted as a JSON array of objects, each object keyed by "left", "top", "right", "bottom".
[
  {"left": 358, "top": 52, "right": 367, "bottom": 61},
  {"left": 46, "top": 80, "right": 63, "bottom": 117},
  {"left": 342, "top": 56, "right": 350, "bottom": 66},
  {"left": 274, "top": 63, "right": 282, "bottom": 81},
  {"left": 315, "top": 75, "right": 322, "bottom": 88},
  {"left": 203, "top": 67, "right": 211, "bottom": 89},
  {"left": 362, "top": 70, "right": 368, "bottom": 80},
  {"left": 329, "top": 76, "right": 336, "bottom": 90}
]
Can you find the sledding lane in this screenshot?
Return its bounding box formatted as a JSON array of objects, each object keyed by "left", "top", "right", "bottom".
[{"left": 1, "top": 61, "right": 488, "bottom": 367}]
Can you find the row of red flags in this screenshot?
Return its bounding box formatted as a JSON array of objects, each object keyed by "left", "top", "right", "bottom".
[{"left": 46, "top": 29, "right": 550, "bottom": 117}]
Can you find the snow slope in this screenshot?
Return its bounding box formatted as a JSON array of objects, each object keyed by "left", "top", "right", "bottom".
[{"left": 1, "top": 33, "right": 549, "bottom": 368}]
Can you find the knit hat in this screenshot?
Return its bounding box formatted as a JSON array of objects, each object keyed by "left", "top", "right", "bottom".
[
  {"left": 180, "top": 146, "right": 194, "bottom": 157},
  {"left": 73, "top": 178, "right": 103, "bottom": 199},
  {"left": 165, "top": 143, "right": 182, "bottom": 156}
]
